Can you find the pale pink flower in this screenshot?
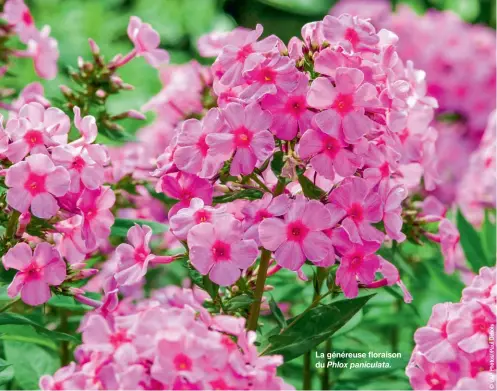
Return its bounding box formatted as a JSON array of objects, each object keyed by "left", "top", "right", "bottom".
[
  {"left": 215, "top": 24, "right": 278, "bottom": 87},
  {"left": 439, "top": 219, "right": 460, "bottom": 274},
  {"left": 307, "top": 68, "right": 379, "bottom": 143},
  {"left": 127, "top": 16, "right": 169, "bottom": 68},
  {"left": 239, "top": 52, "right": 300, "bottom": 101},
  {"left": 332, "top": 227, "right": 381, "bottom": 298},
  {"left": 54, "top": 215, "right": 91, "bottom": 264},
  {"left": 197, "top": 27, "right": 251, "bottom": 58},
  {"left": 327, "top": 177, "right": 384, "bottom": 244},
  {"left": 298, "top": 110, "right": 362, "bottom": 180},
  {"left": 6, "top": 102, "right": 70, "bottom": 162},
  {"left": 242, "top": 194, "right": 291, "bottom": 245},
  {"left": 170, "top": 198, "right": 226, "bottom": 241},
  {"left": 261, "top": 74, "right": 314, "bottom": 140},
  {"left": 259, "top": 196, "right": 333, "bottom": 270},
  {"left": 187, "top": 214, "right": 258, "bottom": 285},
  {"left": 159, "top": 173, "right": 213, "bottom": 217},
  {"left": 455, "top": 372, "right": 495, "bottom": 390},
  {"left": 115, "top": 224, "right": 173, "bottom": 286},
  {"left": 382, "top": 184, "right": 407, "bottom": 242},
  {"left": 39, "top": 363, "right": 87, "bottom": 391},
  {"left": 462, "top": 267, "right": 496, "bottom": 306},
  {"left": 77, "top": 187, "right": 116, "bottom": 249},
  {"left": 173, "top": 108, "right": 227, "bottom": 178},
  {"left": 9, "top": 82, "right": 50, "bottom": 113},
  {"left": 6, "top": 154, "right": 70, "bottom": 218},
  {"left": 27, "top": 26, "right": 59, "bottom": 80},
  {"left": 2, "top": 0, "right": 37, "bottom": 43},
  {"left": 3, "top": 242, "right": 66, "bottom": 306},
  {"left": 322, "top": 14, "right": 380, "bottom": 53},
  {"left": 329, "top": 0, "right": 392, "bottom": 29},
  {"left": 206, "top": 102, "right": 274, "bottom": 176}
]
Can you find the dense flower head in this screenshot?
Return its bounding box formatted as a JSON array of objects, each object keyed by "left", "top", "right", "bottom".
[
  {"left": 407, "top": 266, "right": 496, "bottom": 390},
  {"left": 39, "top": 288, "right": 293, "bottom": 390}
]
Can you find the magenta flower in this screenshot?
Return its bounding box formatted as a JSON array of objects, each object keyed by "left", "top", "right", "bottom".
[
  {"left": 127, "top": 16, "right": 169, "bottom": 68},
  {"left": 327, "top": 177, "right": 384, "bottom": 244},
  {"left": 6, "top": 102, "right": 70, "bottom": 162},
  {"left": 307, "top": 67, "right": 379, "bottom": 143},
  {"left": 173, "top": 108, "right": 227, "bottom": 178},
  {"left": 115, "top": 224, "right": 173, "bottom": 286},
  {"left": 382, "top": 185, "right": 407, "bottom": 242},
  {"left": 259, "top": 196, "right": 333, "bottom": 271},
  {"left": 242, "top": 193, "right": 291, "bottom": 245},
  {"left": 6, "top": 154, "right": 70, "bottom": 219},
  {"left": 239, "top": 52, "right": 300, "bottom": 101},
  {"left": 170, "top": 198, "right": 226, "bottom": 240},
  {"left": 77, "top": 186, "right": 116, "bottom": 249},
  {"left": 206, "top": 102, "right": 274, "bottom": 176},
  {"left": 261, "top": 74, "right": 314, "bottom": 140},
  {"left": 216, "top": 24, "right": 278, "bottom": 87},
  {"left": 159, "top": 173, "right": 213, "bottom": 217},
  {"left": 187, "top": 214, "right": 258, "bottom": 286},
  {"left": 332, "top": 227, "right": 381, "bottom": 298},
  {"left": 3, "top": 242, "right": 66, "bottom": 306},
  {"left": 407, "top": 351, "right": 461, "bottom": 391},
  {"left": 414, "top": 303, "right": 460, "bottom": 363},
  {"left": 54, "top": 216, "right": 91, "bottom": 264},
  {"left": 298, "top": 110, "right": 362, "bottom": 180},
  {"left": 322, "top": 14, "right": 379, "bottom": 53}
]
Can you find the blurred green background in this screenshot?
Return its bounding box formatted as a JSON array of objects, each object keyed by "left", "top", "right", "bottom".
[{"left": 1, "top": 1, "right": 495, "bottom": 390}]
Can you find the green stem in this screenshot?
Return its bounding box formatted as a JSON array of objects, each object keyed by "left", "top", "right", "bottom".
[
  {"left": 321, "top": 339, "right": 331, "bottom": 390},
  {"left": 5, "top": 210, "right": 20, "bottom": 239},
  {"left": 60, "top": 310, "right": 70, "bottom": 366},
  {"left": 247, "top": 248, "right": 272, "bottom": 331},
  {"left": 0, "top": 298, "right": 20, "bottom": 313},
  {"left": 303, "top": 349, "right": 312, "bottom": 390},
  {"left": 251, "top": 174, "right": 271, "bottom": 193}
]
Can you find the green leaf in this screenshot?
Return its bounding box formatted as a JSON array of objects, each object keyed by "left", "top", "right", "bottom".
[
  {"left": 270, "top": 151, "right": 285, "bottom": 177},
  {"left": 481, "top": 209, "right": 496, "bottom": 265},
  {"left": 456, "top": 210, "right": 487, "bottom": 273},
  {"left": 202, "top": 275, "right": 219, "bottom": 300},
  {"left": 256, "top": 0, "right": 332, "bottom": 16},
  {"left": 268, "top": 295, "right": 287, "bottom": 328},
  {"left": 47, "top": 295, "right": 92, "bottom": 311},
  {"left": 4, "top": 341, "right": 60, "bottom": 390},
  {"left": 212, "top": 189, "right": 263, "bottom": 204},
  {"left": 444, "top": 0, "right": 480, "bottom": 22},
  {"left": 0, "top": 358, "right": 13, "bottom": 387},
  {"left": 263, "top": 294, "right": 375, "bottom": 361},
  {"left": 298, "top": 174, "right": 325, "bottom": 200},
  {"left": 0, "top": 313, "right": 78, "bottom": 342},
  {"left": 225, "top": 295, "right": 254, "bottom": 311},
  {"left": 111, "top": 218, "right": 169, "bottom": 237},
  {"left": 424, "top": 259, "right": 465, "bottom": 302}
]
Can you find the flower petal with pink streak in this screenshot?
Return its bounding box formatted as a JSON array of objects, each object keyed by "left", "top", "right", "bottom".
[{"left": 259, "top": 218, "right": 286, "bottom": 251}]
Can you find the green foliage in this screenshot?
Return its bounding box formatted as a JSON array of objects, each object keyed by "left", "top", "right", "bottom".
[
  {"left": 263, "top": 294, "right": 375, "bottom": 361},
  {"left": 297, "top": 174, "right": 325, "bottom": 200},
  {"left": 482, "top": 209, "right": 497, "bottom": 264},
  {"left": 111, "top": 218, "right": 169, "bottom": 237},
  {"left": 213, "top": 189, "right": 263, "bottom": 204}
]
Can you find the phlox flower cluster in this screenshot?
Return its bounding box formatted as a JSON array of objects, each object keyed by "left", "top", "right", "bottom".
[
  {"left": 1, "top": 0, "right": 59, "bottom": 79},
  {"left": 39, "top": 287, "right": 293, "bottom": 390},
  {"left": 406, "top": 267, "right": 496, "bottom": 390},
  {"left": 140, "top": 10, "right": 444, "bottom": 301}
]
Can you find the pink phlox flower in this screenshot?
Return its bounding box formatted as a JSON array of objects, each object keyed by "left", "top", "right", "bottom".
[
  {"left": 462, "top": 267, "right": 496, "bottom": 306},
  {"left": 307, "top": 67, "right": 380, "bottom": 143},
  {"left": 313, "top": 47, "right": 361, "bottom": 79},
  {"left": 376, "top": 257, "right": 412, "bottom": 303},
  {"left": 77, "top": 186, "right": 116, "bottom": 249},
  {"left": 259, "top": 195, "right": 334, "bottom": 271},
  {"left": 54, "top": 215, "right": 92, "bottom": 264},
  {"left": 173, "top": 108, "right": 227, "bottom": 178},
  {"left": 206, "top": 102, "right": 274, "bottom": 176},
  {"left": 454, "top": 371, "right": 495, "bottom": 390},
  {"left": 82, "top": 314, "right": 134, "bottom": 353},
  {"left": 327, "top": 177, "right": 384, "bottom": 244},
  {"left": 301, "top": 21, "right": 326, "bottom": 49},
  {"left": 127, "top": 16, "right": 169, "bottom": 68},
  {"left": 438, "top": 218, "right": 461, "bottom": 274},
  {"left": 2, "top": 0, "right": 37, "bottom": 43},
  {"left": 382, "top": 184, "right": 407, "bottom": 242},
  {"left": 0, "top": 115, "right": 10, "bottom": 154},
  {"left": 332, "top": 227, "right": 381, "bottom": 298},
  {"left": 322, "top": 14, "right": 380, "bottom": 53},
  {"left": 6, "top": 153, "right": 70, "bottom": 218},
  {"left": 26, "top": 26, "right": 59, "bottom": 80},
  {"left": 39, "top": 362, "right": 88, "bottom": 391},
  {"left": 239, "top": 52, "right": 300, "bottom": 102},
  {"left": 3, "top": 242, "right": 66, "bottom": 306},
  {"left": 261, "top": 73, "right": 314, "bottom": 140},
  {"left": 215, "top": 24, "right": 279, "bottom": 87},
  {"left": 329, "top": 0, "right": 392, "bottom": 29},
  {"left": 115, "top": 224, "right": 173, "bottom": 287},
  {"left": 414, "top": 303, "right": 461, "bottom": 363},
  {"left": 187, "top": 214, "right": 259, "bottom": 285},
  {"left": 159, "top": 172, "right": 213, "bottom": 217},
  {"left": 298, "top": 110, "right": 362, "bottom": 180},
  {"left": 197, "top": 27, "right": 252, "bottom": 58},
  {"left": 242, "top": 193, "right": 291, "bottom": 246},
  {"left": 170, "top": 198, "right": 227, "bottom": 241},
  {"left": 6, "top": 102, "right": 70, "bottom": 162},
  {"left": 363, "top": 143, "right": 400, "bottom": 186},
  {"left": 9, "top": 82, "right": 50, "bottom": 113}
]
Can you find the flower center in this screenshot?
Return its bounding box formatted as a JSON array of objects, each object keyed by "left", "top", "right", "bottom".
[
  {"left": 134, "top": 246, "right": 148, "bottom": 264},
  {"left": 22, "top": 10, "right": 33, "bottom": 25},
  {"left": 254, "top": 209, "right": 272, "bottom": 223},
  {"left": 285, "top": 96, "right": 307, "bottom": 117},
  {"left": 344, "top": 27, "right": 360, "bottom": 48},
  {"left": 173, "top": 353, "right": 193, "bottom": 371},
  {"left": 380, "top": 162, "right": 390, "bottom": 178},
  {"left": 286, "top": 221, "right": 309, "bottom": 243},
  {"left": 322, "top": 135, "right": 341, "bottom": 158},
  {"left": 211, "top": 240, "right": 231, "bottom": 262},
  {"left": 24, "top": 172, "right": 46, "bottom": 195},
  {"left": 72, "top": 156, "right": 86, "bottom": 172},
  {"left": 347, "top": 203, "right": 364, "bottom": 223},
  {"left": 349, "top": 255, "right": 363, "bottom": 270},
  {"left": 331, "top": 93, "right": 354, "bottom": 116},
  {"left": 472, "top": 316, "right": 489, "bottom": 334},
  {"left": 236, "top": 45, "right": 253, "bottom": 62},
  {"left": 258, "top": 67, "right": 277, "bottom": 84},
  {"left": 425, "top": 374, "right": 446, "bottom": 390},
  {"left": 194, "top": 209, "right": 211, "bottom": 224},
  {"left": 233, "top": 127, "right": 252, "bottom": 148},
  {"left": 24, "top": 263, "right": 42, "bottom": 278},
  {"left": 109, "top": 329, "right": 131, "bottom": 348},
  {"left": 180, "top": 190, "right": 193, "bottom": 202},
  {"left": 197, "top": 134, "right": 209, "bottom": 156},
  {"left": 210, "top": 379, "right": 229, "bottom": 390},
  {"left": 23, "top": 130, "right": 44, "bottom": 148}
]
